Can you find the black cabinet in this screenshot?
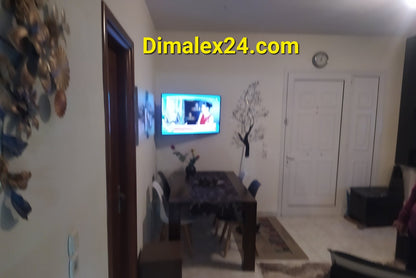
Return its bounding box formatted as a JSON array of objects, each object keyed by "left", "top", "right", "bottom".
[
  {"left": 138, "top": 241, "right": 182, "bottom": 278},
  {"left": 349, "top": 186, "right": 402, "bottom": 226},
  {"left": 348, "top": 166, "right": 404, "bottom": 227}
]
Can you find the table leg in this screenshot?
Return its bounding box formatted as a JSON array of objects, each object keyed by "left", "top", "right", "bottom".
[
  {"left": 242, "top": 202, "right": 256, "bottom": 271},
  {"left": 169, "top": 203, "right": 181, "bottom": 240}
]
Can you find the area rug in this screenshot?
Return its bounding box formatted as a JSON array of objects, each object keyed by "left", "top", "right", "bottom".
[
  {"left": 233, "top": 216, "right": 308, "bottom": 260},
  {"left": 259, "top": 262, "right": 330, "bottom": 278}
]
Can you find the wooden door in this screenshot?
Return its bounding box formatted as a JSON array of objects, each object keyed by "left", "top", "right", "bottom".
[
  {"left": 283, "top": 77, "right": 344, "bottom": 209},
  {"left": 102, "top": 3, "right": 137, "bottom": 278}
]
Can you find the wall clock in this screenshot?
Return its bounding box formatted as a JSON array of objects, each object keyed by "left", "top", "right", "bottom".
[{"left": 312, "top": 51, "right": 329, "bottom": 68}]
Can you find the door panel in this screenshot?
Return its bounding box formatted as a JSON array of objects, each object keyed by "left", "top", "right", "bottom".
[
  {"left": 341, "top": 76, "right": 379, "bottom": 188},
  {"left": 353, "top": 114, "right": 372, "bottom": 149},
  {"left": 318, "top": 112, "right": 339, "bottom": 149},
  {"left": 282, "top": 74, "right": 380, "bottom": 216},
  {"left": 284, "top": 79, "right": 344, "bottom": 207},
  {"left": 102, "top": 4, "right": 137, "bottom": 278},
  {"left": 296, "top": 114, "right": 314, "bottom": 150},
  {"left": 108, "top": 45, "right": 122, "bottom": 277},
  {"left": 351, "top": 160, "right": 370, "bottom": 186}
]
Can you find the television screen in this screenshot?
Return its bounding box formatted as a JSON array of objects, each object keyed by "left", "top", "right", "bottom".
[{"left": 161, "top": 93, "right": 221, "bottom": 135}]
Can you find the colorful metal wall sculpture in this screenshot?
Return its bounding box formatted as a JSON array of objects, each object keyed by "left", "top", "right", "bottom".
[{"left": 0, "top": 0, "right": 70, "bottom": 220}]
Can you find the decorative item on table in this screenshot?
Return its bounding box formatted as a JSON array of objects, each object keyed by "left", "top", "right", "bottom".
[
  {"left": 0, "top": 0, "right": 71, "bottom": 221},
  {"left": 170, "top": 145, "right": 200, "bottom": 179},
  {"left": 192, "top": 174, "right": 225, "bottom": 188}
]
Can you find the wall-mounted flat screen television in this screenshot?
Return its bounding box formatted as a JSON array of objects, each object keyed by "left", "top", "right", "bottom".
[{"left": 161, "top": 93, "right": 221, "bottom": 135}]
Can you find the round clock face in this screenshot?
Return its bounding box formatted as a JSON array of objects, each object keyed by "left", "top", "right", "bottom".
[{"left": 312, "top": 51, "right": 328, "bottom": 68}]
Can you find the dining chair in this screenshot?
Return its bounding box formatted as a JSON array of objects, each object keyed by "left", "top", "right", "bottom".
[
  {"left": 157, "top": 171, "right": 171, "bottom": 200},
  {"left": 215, "top": 179, "right": 261, "bottom": 257},
  {"left": 248, "top": 179, "right": 261, "bottom": 198},
  {"left": 152, "top": 180, "right": 193, "bottom": 255}
]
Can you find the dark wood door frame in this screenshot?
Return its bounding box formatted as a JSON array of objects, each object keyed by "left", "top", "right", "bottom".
[{"left": 102, "top": 2, "right": 137, "bottom": 278}]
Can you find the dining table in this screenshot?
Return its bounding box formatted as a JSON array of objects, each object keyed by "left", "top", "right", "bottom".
[{"left": 167, "top": 170, "right": 257, "bottom": 271}]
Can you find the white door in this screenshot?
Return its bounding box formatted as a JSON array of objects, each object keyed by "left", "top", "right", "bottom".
[
  {"left": 283, "top": 77, "right": 345, "bottom": 209},
  {"left": 339, "top": 76, "right": 379, "bottom": 188}
]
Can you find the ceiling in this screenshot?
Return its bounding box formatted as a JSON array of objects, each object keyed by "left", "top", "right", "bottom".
[{"left": 145, "top": 0, "right": 416, "bottom": 36}]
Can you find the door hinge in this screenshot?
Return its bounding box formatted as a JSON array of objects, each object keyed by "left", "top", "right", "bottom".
[{"left": 284, "top": 118, "right": 288, "bottom": 126}]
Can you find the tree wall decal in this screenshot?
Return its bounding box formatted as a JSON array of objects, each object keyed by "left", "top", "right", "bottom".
[{"left": 232, "top": 81, "right": 268, "bottom": 176}]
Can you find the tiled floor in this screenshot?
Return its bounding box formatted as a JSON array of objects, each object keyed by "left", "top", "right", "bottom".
[{"left": 182, "top": 215, "right": 397, "bottom": 278}]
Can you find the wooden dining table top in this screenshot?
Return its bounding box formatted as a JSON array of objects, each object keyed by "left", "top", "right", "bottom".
[{"left": 168, "top": 170, "right": 256, "bottom": 205}]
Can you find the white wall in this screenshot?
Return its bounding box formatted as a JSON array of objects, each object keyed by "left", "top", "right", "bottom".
[
  {"left": 0, "top": 0, "right": 155, "bottom": 277},
  {"left": 155, "top": 31, "right": 406, "bottom": 214}
]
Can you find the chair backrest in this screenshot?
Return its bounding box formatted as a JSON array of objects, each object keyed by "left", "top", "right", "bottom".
[
  {"left": 157, "top": 171, "right": 171, "bottom": 200},
  {"left": 152, "top": 181, "right": 169, "bottom": 223},
  {"left": 248, "top": 179, "right": 261, "bottom": 198}
]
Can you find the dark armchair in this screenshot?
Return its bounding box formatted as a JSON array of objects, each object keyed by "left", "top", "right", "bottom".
[{"left": 348, "top": 165, "right": 404, "bottom": 227}]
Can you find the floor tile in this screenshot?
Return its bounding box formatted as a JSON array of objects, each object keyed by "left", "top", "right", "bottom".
[{"left": 181, "top": 215, "right": 396, "bottom": 278}]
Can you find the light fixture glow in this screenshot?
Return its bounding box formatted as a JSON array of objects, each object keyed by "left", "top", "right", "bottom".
[{"left": 405, "top": 0, "right": 416, "bottom": 9}]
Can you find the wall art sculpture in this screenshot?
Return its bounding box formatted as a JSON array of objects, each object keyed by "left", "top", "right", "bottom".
[{"left": 0, "top": 0, "right": 70, "bottom": 221}]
